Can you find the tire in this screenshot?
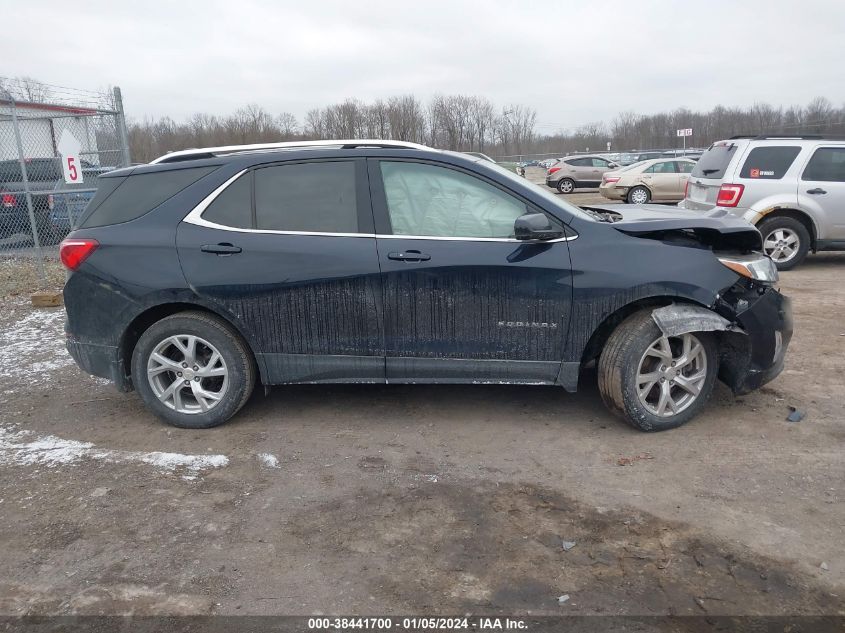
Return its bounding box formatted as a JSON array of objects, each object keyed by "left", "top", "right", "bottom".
[
  {"left": 757, "top": 216, "right": 810, "bottom": 271},
  {"left": 597, "top": 310, "right": 718, "bottom": 432},
  {"left": 557, "top": 178, "right": 575, "bottom": 194},
  {"left": 131, "top": 311, "right": 256, "bottom": 429},
  {"left": 627, "top": 186, "right": 651, "bottom": 205}
]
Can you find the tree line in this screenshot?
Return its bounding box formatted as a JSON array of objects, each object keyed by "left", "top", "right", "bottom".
[{"left": 2, "top": 76, "right": 843, "bottom": 161}]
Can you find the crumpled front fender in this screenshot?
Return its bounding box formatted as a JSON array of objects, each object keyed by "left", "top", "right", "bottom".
[{"left": 651, "top": 303, "right": 745, "bottom": 338}]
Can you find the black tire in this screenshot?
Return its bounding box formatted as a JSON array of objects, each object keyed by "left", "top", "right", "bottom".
[
  {"left": 627, "top": 186, "right": 651, "bottom": 205},
  {"left": 557, "top": 178, "right": 575, "bottom": 194},
  {"left": 757, "top": 216, "right": 810, "bottom": 271},
  {"left": 597, "top": 310, "right": 719, "bottom": 432},
  {"left": 131, "top": 311, "right": 256, "bottom": 429}
]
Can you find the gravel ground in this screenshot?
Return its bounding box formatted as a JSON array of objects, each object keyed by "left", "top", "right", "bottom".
[{"left": 0, "top": 180, "right": 843, "bottom": 619}]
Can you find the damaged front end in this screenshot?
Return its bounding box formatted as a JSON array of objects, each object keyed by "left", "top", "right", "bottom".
[{"left": 651, "top": 278, "right": 792, "bottom": 396}]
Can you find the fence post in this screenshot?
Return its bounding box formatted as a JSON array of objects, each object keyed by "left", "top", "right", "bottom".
[
  {"left": 7, "top": 93, "right": 47, "bottom": 284},
  {"left": 113, "top": 86, "right": 131, "bottom": 167}
]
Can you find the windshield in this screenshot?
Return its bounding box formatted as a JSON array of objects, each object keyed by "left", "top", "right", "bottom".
[{"left": 479, "top": 160, "right": 599, "bottom": 222}]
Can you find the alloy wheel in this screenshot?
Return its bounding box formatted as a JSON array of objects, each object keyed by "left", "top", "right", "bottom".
[
  {"left": 630, "top": 187, "right": 649, "bottom": 205},
  {"left": 147, "top": 334, "right": 229, "bottom": 414},
  {"left": 763, "top": 228, "right": 799, "bottom": 264},
  {"left": 559, "top": 179, "right": 574, "bottom": 193},
  {"left": 636, "top": 333, "right": 707, "bottom": 418}
]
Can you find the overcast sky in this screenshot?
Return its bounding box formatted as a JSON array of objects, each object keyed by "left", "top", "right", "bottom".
[{"left": 5, "top": 0, "right": 844, "bottom": 132}]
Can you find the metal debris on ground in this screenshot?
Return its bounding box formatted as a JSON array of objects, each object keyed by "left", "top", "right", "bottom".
[
  {"left": 786, "top": 406, "right": 805, "bottom": 423},
  {"left": 557, "top": 594, "right": 570, "bottom": 604},
  {"left": 561, "top": 540, "right": 577, "bottom": 551}
]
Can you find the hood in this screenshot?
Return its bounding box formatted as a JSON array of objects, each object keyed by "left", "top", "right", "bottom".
[{"left": 582, "top": 203, "right": 762, "bottom": 251}]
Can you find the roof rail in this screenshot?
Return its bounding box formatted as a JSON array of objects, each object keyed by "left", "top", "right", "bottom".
[
  {"left": 149, "top": 139, "right": 432, "bottom": 164},
  {"left": 728, "top": 134, "right": 845, "bottom": 141}
]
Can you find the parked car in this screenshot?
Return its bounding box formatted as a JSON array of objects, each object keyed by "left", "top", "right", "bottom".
[
  {"left": 546, "top": 154, "right": 621, "bottom": 193},
  {"left": 600, "top": 158, "right": 696, "bottom": 204},
  {"left": 0, "top": 158, "right": 107, "bottom": 244},
  {"left": 61, "top": 139, "right": 791, "bottom": 432},
  {"left": 680, "top": 135, "right": 845, "bottom": 269}
]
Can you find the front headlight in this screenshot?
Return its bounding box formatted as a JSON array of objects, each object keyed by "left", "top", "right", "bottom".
[{"left": 718, "top": 253, "right": 779, "bottom": 283}]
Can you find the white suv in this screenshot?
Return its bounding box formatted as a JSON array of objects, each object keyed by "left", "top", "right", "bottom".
[{"left": 680, "top": 136, "right": 845, "bottom": 269}]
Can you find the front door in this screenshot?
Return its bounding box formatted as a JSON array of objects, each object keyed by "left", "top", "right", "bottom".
[
  {"left": 177, "top": 159, "right": 384, "bottom": 383},
  {"left": 368, "top": 158, "right": 573, "bottom": 384}
]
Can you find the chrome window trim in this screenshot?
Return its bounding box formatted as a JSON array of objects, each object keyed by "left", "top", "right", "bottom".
[{"left": 182, "top": 168, "right": 577, "bottom": 243}]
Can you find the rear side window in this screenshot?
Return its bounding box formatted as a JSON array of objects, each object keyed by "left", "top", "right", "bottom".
[
  {"left": 254, "top": 161, "right": 358, "bottom": 233},
  {"left": 802, "top": 148, "right": 845, "bottom": 182},
  {"left": 739, "top": 146, "right": 800, "bottom": 179},
  {"left": 203, "top": 173, "right": 252, "bottom": 229},
  {"left": 80, "top": 166, "right": 217, "bottom": 228},
  {"left": 691, "top": 143, "right": 739, "bottom": 179},
  {"left": 646, "top": 161, "right": 677, "bottom": 174},
  {"left": 676, "top": 161, "right": 695, "bottom": 174},
  {"left": 567, "top": 158, "right": 590, "bottom": 167}
]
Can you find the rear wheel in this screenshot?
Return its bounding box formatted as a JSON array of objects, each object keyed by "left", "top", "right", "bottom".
[
  {"left": 598, "top": 310, "right": 718, "bottom": 431},
  {"left": 131, "top": 311, "right": 256, "bottom": 428},
  {"left": 627, "top": 186, "right": 651, "bottom": 205},
  {"left": 758, "top": 216, "right": 810, "bottom": 270},
  {"left": 557, "top": 178, "right": 575, "bottom": 194}
]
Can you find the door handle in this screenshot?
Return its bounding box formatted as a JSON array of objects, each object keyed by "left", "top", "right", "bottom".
[
  {"left": 387, "top": 250, "right": 431, "bottom": 262},
  {"left": 201, "top": 243, "right": 242, "bottom": 255},
  {"left": 807, "top": 188, "right": 827, "bottom": 195}
]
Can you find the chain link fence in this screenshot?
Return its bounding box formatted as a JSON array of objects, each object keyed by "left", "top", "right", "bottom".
[{"left": 0, "top": 79, "right": 130, "bottom": 283}]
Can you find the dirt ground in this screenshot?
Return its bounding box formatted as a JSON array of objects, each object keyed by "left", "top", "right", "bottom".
[{"left": 0, "top": 185, "right": 843, "bottom": 619}]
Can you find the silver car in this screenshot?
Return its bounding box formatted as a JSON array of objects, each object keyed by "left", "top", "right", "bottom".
[
  {"left": 680, "top": 136, "right": 845, "bottom": 269},
  {"left": 545, "top": 154, "right": 621, "bottom": 193}
]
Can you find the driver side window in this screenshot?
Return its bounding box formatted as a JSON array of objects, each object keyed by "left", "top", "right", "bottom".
[{"left": 380, "top": 161, "right": 528, "bottom": 238}]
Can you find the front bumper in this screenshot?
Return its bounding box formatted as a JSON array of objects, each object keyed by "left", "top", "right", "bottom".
[
  {"left": 66, "top": 336, "right": 132, "bottom": 391},
  {"left": 715, "top": 282, "right": 792, "bottom": 394}
]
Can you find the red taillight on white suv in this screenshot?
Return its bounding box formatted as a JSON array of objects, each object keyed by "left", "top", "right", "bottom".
[
  {"left": 716, "top": 183, "right": 745, "bottom": 207},
  {"left": 548, "top": 167, "right": 561, "bottom": 175},
  {"left": 60, "top": 238, "right": 99, "bottom": 271}
]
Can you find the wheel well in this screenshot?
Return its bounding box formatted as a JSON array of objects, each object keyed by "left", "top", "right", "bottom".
[
  {"left": 757, "top": 209, "right": 817, "bottom": 249},
  {"left": 580, "top": 296, "right": 694, "bottom": 366},
  {"left": 120, "top": 303, "right": 259, "bottom": 383}
]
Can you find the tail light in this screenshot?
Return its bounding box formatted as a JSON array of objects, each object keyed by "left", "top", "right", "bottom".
[
  {"left": 60, "top": 238, "right": 99, "bottom": 271},
  {"left": 716, "top": 183, "right": 745, "bottom": 207},
  {"left": 47, "top": 194, "right": 55, "bottom": 210},
  {"left": 604, "top": 177, "right": 620, "bottom": 184},
  {"left": 1, "top": 191, "right": 16, "bottom": 208},
  {"left": 548, "top": 167, "right": 561, "bottom": 175}
]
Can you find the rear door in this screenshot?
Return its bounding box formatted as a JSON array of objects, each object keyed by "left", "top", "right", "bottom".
[
  {"left": 177, "top": 159, "right": 385, "bottom": 384},
  {"left": 368, "top": 158, "right": 573, "bottom": 384},
  {"left": 589, "top": 157, "right": 614, "bottom": 187},
  {"left": 799, "top": 146, "right": 845, "bottom": 239},
  {"left": 641, "top": 160, "right": 680, "bottom": 200}
]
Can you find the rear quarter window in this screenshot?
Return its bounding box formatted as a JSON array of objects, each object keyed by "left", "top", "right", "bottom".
[
  {"left": 691, "top": 143, "right": 739, "bottom": 179},
  {"left": 80, "top": 166, "right": 217, "bottom": 228},
  {"left": 739, "top": 146, "right": 801, "bottom": 180}
]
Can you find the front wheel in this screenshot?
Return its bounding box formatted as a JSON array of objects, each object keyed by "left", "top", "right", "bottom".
[
  {"left": 598, "top": 310, "right": 718, "bottom": 431},
  {"left": 131, "top": 311, "right": 256, "bottom": 428}
]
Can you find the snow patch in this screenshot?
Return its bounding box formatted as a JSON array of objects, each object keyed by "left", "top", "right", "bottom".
[
  {"left": 256, "top": 452, "right": 280, "bottom": 469},
  {"left": 0, "top": 307, "right": 73, "bottom": 390},
  {"left": 0, "top": 424, "right": 229, "bottom": 479}
]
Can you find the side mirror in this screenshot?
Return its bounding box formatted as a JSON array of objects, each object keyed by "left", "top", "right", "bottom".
[
  {"left": 609, "top": 162, "right": 620, "bottom": 168},
  {"left": 514, "top": 213, "right": 563, "bottom": 241}
]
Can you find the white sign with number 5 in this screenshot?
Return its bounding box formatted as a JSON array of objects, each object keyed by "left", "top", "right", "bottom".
[{"left": 58, "top": 129, "right": 83, "bottom": 184}]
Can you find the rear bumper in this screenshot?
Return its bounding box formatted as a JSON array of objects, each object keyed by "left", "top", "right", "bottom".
[
  {"left": 545, "top": 178, "right": 559, "bottom": 188},
  {"left": 716, "top": 284, "right": 792, "bottom": 394},
  {"left": 66, "top": 336, "right": 132, "bottom": 391},
  {"left": 599, "top": 184, "right": 626, "bottom": 200}
]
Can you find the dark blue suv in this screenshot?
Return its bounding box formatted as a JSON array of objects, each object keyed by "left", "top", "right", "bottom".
[{"left": 60, "top": 140, "right": 791, "bottom": 431}]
